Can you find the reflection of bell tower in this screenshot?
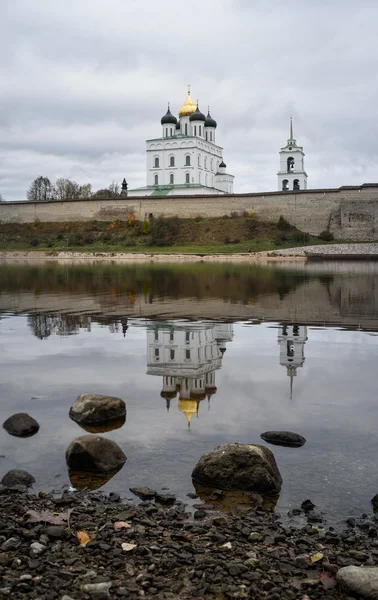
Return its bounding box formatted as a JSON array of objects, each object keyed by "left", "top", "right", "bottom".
[{"left": 278, "top": 324, "right": 308, "bottom": 398}]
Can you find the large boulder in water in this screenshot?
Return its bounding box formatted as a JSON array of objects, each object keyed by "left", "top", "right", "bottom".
[
  {"left": 260, "top": 430, "right": 306, "bottom": 448},
  {"left": 192, "top": 443, "right": 282, "bottom": 494},
  {"left": 66, "top": 435, "right": 127, "bottom": 472},
  {"left": 2, "top": 469, "right": 35, "bottom": 488},
  {"left": 3, "top": 413, "right": 40, "bottom": 437},
  {"left": 69, "top": 394, "right": 126, "bottom": 426},
  {"left": 337, "top": 566, "right": 378, "bottom": 599}
]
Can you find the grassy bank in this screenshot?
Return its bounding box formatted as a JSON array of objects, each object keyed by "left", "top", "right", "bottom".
[{"left": 0, "top": 214, "right": 336, "bottom": 254}]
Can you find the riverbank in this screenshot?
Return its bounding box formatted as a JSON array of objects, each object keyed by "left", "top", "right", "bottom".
[
  {"left": 1, "top": 243, "right": 378, "bottom": 263},
  {"left": 1, "top": 487, "right": 378, "bottom": 599}
]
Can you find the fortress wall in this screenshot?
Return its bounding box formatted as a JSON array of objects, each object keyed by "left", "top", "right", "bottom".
[{"left": 1, "top": 185, "right": 378, "bottom": 240}]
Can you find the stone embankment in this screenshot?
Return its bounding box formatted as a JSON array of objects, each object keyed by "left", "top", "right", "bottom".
[
  {"left": 1, "top": 243, "right": 378, "bottom": 264},
  {"left": 2, "top": 487, "right": 378, "bottom": 599}
]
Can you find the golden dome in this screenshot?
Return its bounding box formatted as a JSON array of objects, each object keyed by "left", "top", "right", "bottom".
[
  {"left": 178, "top": 397, "right": 198, "bottom": 428},
  {"left": 178, "top": 85, "right": 197, "bottom": 118}
]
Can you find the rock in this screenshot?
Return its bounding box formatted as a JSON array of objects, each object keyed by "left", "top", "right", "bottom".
[
  {"left": 43, "top": 526, "right": 67, "bottom": 539},
  {"left": 1, "top": 537, "right": 21, "bottom": 551},
  {"left": 1, "top": 469, "right": 35, "bottom": 488},
  {"left": 154, "top": 492, "right": 176, "bottom": 504},
  {"left": 301, "top": 499, "right": 316, "bottom": 512},
  {"left": 130, "top": 487, "right": 157, "bottom": 500},
  {"left": 3, "top": 413, "right": 40, "bottom": 437},
  {"left": 81, "top": 581, "right": 112, "bottom": 598},
  {"left": 69, "top": 394, "right": 126, "bottom": 425},
  {"left": 191, "top": 443, "right": 282, "bottom": 494},
  {"left": 371, "top": 494, "right": 378, "bottom": 512},
  {"left": 260, "top": 430, "right": 306, "bottom": 447},
  {"left": 337, "top": 566, "right": 378, "bottom": 599},
  {"left": 29, "top": 542, "right": 47, "bottom": 557},
  {"left": 66, "top": 435, "right": 127, "bottom": 472}
]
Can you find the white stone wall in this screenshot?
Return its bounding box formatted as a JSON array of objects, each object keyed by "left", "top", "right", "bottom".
[{"left": 1, "top": 185, "right": 378, "bottom": 240}]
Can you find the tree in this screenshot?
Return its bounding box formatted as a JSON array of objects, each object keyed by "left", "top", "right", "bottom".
[
  {"left": 52, "top": 178, "right": 81, "bottom": 201},
  {"left": 92, "top": 182, "right": 121, "bottom": 199},
  {"left": 27, "top": 177, "right": 53, "bottom": 202},
  {"left": 78, "top": 183, "right": 92, "bottom": 198}
]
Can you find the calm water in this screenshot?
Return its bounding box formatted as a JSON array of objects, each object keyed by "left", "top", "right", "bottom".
[{"left": 1, "top": 260, "right": 378, "bottom": 522}]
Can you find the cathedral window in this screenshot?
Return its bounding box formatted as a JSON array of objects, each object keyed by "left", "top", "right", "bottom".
[
  {"left": 205, "top": 131, "right": 208, "bottom": 140},
  {"left": 185, "top": 173, "right": 190, "bottom": 184},
  {"left": 185, "top": 349, "right": 191, "bottom": 360},
  {"left": 198, "top": 154, "right": 201, "bottom": 166},
  {"left": 287, "top": 157, "right": 294, "bottom": 172},
  {"left": 204, "top": 157, "right": 207, "bottom": 169},
  {"left": 154, "top": 174, "right": 159, "bottom": 185},
  {"left": 210, "top": 131, "right": 213, "bottom": 141},
  {"left": 154, "top": 348, "right": 160, "bottom": 360},
  {"left": 154, "top": 157, "right": 159, "bottom": 168},
  {"left": 199, "top": 126, "right": 202, "bottom": 136},
  {"left": 293, "top": 179, "right": 300, "bottom": 190},
  {"left": 194, "top": 126, "right": 197, "bottom": 136},
  {"left": 185, "top": 123, "right": 188, "bottom": 135},
  {"left": 185, "top": 155, "right": 191, "bottom": 166},
  {"left": 282, "top": 179, "right": 289, "bottom": 191},
  {"left": 211, "top": 159, "right": 213, "bottom": 171},
  {"left": 169, "top": 156, "right": 175, "bottom": 167},
  {"left": 170, "top": 173, "right": 174, "bottom": 184},
  {"left": 170, "top": 349, "right": 175, "bottom": 360}
]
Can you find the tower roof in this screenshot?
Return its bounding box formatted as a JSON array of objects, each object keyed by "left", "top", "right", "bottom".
[
  {"left": 178, "top": 86, "right": 197, "bottom": 118},
  {"left": 189, "top": 105, "right": 206, "bottom": 122},
  {"left": 205, "top": 108, "right": 217, "bottom": 129},
  {"left": 161, "top": 104, "right": 178, "bottom": 125}
]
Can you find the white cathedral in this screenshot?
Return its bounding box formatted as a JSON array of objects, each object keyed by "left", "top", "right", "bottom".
[{"left": 129, "top": 87, "right": 234, "bottom": 197}]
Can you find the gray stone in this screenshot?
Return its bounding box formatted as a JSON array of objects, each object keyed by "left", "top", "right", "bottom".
[
  {"left": 260, "top": 430, "right": 306, "bottom": 448},
  {"left": 43, "top": 526, "right": 67, "bottom": 539},
  {"left": 337, "top": 566, "right": 378, "bottom": 599},
  {"left": 191, "top": 443, "right": 282, "bottom": 494},
  {"left": 81, "top": 581, "right": 112, "bottom": 598},
  {"left": 1, "top": 469, "right": 35, "bottom": 488},
  {"left": 29, "top": 542, "right": 47, "bottom": 557},
  {"left": 130, "top": 487, "right": 156, "bottom": 500},
  {"left": 69, "top": 394, "right": 126, "bottom": 425},
  {"left": 1, "top": 537, "right": 21, "bottom": 551},
  {"left": 66, "top": 435, "right": 127, "bottom": 473},
  {"left": 3, "top": 413, "right": 40, "bottom": 437}
]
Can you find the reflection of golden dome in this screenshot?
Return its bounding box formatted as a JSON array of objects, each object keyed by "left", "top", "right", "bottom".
[
  {"left": 178, "top": 397, "right": 198, "bottom": 428},
  {"left": 178, "top": 86, "right": 197, "bottom": 118}
]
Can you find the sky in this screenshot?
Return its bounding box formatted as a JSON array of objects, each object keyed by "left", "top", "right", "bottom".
[{"left": 0, "top": 0, "right": 377, "bottom": 200}]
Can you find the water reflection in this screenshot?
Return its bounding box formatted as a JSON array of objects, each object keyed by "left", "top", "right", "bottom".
[
  {"left": 146, "top": 322, "right": 233, "bottom": 428},
  {"left": 278, "top": 325, "right": 308, "bottom": 399}
]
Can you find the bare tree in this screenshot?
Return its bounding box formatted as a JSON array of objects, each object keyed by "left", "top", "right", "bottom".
[
  {"left": 78, "top": 183, "right": 92, "bottom": 198},
  {"left": 52, "top": 178, "right": 81, "bottom": 201},
  {"left": 92, "top": 182, "right": 121, "bottom": 199},
  {"left": 27, "top": 177, "right": 53, "bottom": 202}
]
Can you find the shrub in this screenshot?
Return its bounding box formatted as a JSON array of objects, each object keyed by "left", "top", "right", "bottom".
[
  {"left": 141, "top": 219, "right": 151, "bottom": 234},
  {"left": 127, "top": 212, "right": 136, "bottom": 227},
  {"left": 278, "top": 215, "right": 291, "bottom": 231},
  {"left": 319, "top": 230, "right": 334, "bottom": 241},
  {"left": 149, "top": 216, "right": 180, "bottom": 247},
  {"left": 32, "top": 217, "right": 41, "bottom": 229},
  {"left": 230, "top": 211, "right": 239, "bottom": 218},
  {"left": 30, "top": 238, "right": 39, "bottom": 247},
  {"left": 224, "top": 235, "right": 231, "bottom": 244}
]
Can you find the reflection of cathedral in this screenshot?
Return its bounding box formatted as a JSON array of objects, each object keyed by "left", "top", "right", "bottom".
[
  {"left": 147, "top": 322, "right": 233, "bottom": 427},
  {"left": 278, "top": 324, "right": 308, "bottom": 398}
]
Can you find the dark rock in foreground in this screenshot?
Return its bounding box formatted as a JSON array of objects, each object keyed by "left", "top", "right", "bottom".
[
  {"left": 2, "top": 469, "right": 35, "bottom": 488},
  {"left": 337, "top": 565, "right": 378, "bottom": 598},
  {"left": 371, "top": 493, "right": 378, "bottom": 512},
  {"left": 69, "top": 394, "right": 126, "bottom": 425},
  {"left": 3, "top": 413, "right": 40, "bottom": 437},
  {"left": 66, "top": 435, "right": 126, "bottom": 472},
  {"left": 130, "top": 487, "right": 157, "bottom": 499},
  {"left": 260, "top": 430, "right": 306, "bottom": 447},
  {"left": 191, "top": 442, "right": 282, "bottom": 494}
]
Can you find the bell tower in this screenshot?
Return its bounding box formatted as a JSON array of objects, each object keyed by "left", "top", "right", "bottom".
[{"left": 277, "top": 118, "right": 307, "bottom": 191}]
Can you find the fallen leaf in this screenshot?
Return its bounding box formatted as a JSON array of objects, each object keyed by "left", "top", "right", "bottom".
[
  {"left": 25, "top": 509, "right": 67, "bottom": 525},
  {"left": 114, "top": 521, "right": 132, "bottom": 531},
  {"left": 310, "top": 552, "right": 324, "bottom": 563},
  {"left": 77, "top": 530, "right": 91, "bottom": 547},
  {"left": 220, "top": 541, "right": 232, "bottom": 549},
  {"left": 317, "top": 571, "right": 337, "bottom": 590},
  {"left": 121, "top": 542, "right": 137, "bottom": 552}
]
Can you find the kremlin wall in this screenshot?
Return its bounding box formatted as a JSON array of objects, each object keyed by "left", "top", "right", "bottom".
[{"left": 1, "top": 183, "right": 378, "bottom": 241}]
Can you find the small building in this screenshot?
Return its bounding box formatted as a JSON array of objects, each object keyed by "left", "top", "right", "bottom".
[
  {"left": 129, "top": 87, "right": 234, "bottom": 196},
  {"left": 277, "top": 118, "right": 308, "bottom": 191}
]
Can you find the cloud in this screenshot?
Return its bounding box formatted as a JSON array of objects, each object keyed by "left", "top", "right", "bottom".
[{"left": 0, "top": 0, "right": 377, "bottom": 199}]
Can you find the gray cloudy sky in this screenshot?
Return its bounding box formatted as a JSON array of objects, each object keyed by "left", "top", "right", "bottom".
[{"left": 1, "top": 0, "right": 377, "bottom": 200}]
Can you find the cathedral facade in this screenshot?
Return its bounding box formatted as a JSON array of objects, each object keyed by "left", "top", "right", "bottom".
[{"left": 129, "top": 87, "right": 234, "bottom": 197}]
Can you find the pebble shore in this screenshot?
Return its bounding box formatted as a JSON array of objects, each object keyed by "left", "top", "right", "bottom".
[{"left": 2, "top": 487, "right": 378, "bottom": 599}]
